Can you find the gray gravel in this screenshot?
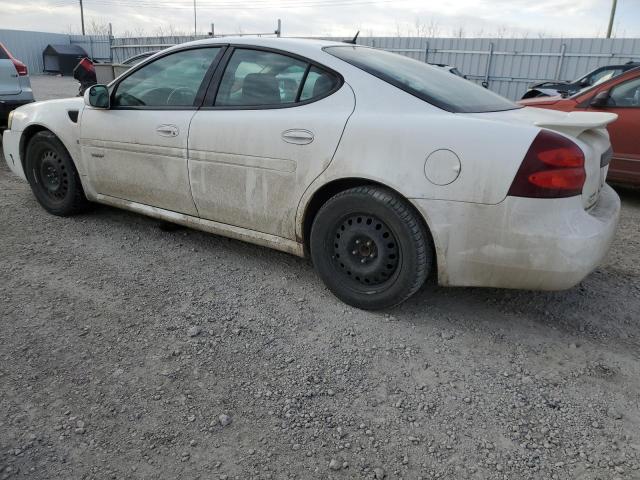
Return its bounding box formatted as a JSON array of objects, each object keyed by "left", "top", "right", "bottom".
[{"left": 1, "top": 77, "right": 639, "bottom": 480}]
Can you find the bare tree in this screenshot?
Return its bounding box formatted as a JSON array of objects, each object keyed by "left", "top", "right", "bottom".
[
  {"left": 87, "top": 18, "right": 111, "bottom": 36},
  {"left": 426, "top": 18, "right": 440, "bottom": 38},
  {"left": 494, "top": 25, "right": 508, "bottom": 38},
  {"left": 452, "top": 26, "right": 466, "bottom": 38},
  {"left": 395, "top": 21, "right": 402, "bottom": 38},
  {"left": 414, "top": 18, "right": 427, "bottom": 37}
]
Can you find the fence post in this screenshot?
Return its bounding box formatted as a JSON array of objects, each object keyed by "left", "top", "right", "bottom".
[
  {"left": 554, "top": 43, "right": 566, "bottom": 80},
  {"left": 483, "top": 42, "right": 494, "bottom": 88},
  {"left": 108, "top": 23, "right": 113, "bottom": 62},
  {"left": 276, "top": 19, "right": 281, "bottom": 37},
  {"left": 424, "top": 41, "right": 429, "bottom": 63}
]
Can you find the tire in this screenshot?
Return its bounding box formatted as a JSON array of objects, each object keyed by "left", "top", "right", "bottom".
[
  {"left": 310, "top": 186, "right": 432, "bottom": 310},
  {"left": 24, "top": 131, "right": 91, "bottom": 216}
]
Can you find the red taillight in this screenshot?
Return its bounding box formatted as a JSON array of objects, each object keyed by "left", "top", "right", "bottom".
[
  {"left": 12, "top": 59, "right": 28, "bottom": 76},
  {"left": 508, "top": 130, "right": 585, "bottom": 198}
]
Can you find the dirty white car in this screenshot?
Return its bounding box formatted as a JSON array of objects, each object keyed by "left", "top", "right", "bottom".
[{"left": 2, "top": 38, "right": 621, "bottom": 309}]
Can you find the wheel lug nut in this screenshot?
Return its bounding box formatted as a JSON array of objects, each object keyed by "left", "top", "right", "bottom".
[
  {"left": 352, "top": 250, "right": 357, "bottom": 255},
  {"left": 360, "top": 258, "right": 366, "bottom": 264},
  {"left": 355, "top": 240, "right": 360, "bottom": 244},
  {"left": 366, "top": 241, "right": 372, "bottom": 246}
]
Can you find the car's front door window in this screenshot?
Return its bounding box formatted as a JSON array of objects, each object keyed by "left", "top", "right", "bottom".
[
  {"left": 113, "top": 47, "right": 221, "bottom": 107},
  {"left": 608, "top": 77, "right": 640, "bottom": 107}
]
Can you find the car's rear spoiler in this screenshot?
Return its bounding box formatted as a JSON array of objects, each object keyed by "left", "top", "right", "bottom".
[{"left": 534, "top": 112, "right": 618, "bottom": 137}]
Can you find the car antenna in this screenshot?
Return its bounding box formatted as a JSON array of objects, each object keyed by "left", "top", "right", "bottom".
[{"left": 343, "top": 31, "right": 360, "bottom": 45}]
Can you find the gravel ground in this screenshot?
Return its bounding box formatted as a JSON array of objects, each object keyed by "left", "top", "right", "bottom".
[{"left": 1, "top": 76, "right": 639, "bottom": 480}]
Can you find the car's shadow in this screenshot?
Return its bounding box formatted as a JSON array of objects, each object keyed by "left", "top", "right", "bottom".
[{"left": 84, "top": 199, "right": 640, "bottom": 347}]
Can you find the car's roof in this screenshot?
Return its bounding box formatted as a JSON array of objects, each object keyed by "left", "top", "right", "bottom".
[{"left": 164, "top": 37, "right": 348, "bottom": 56}]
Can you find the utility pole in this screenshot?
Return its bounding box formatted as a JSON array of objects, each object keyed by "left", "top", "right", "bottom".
[
  {"left": 79, "top": 0, "right": 85, "bottom": 35},
  {"left": 606, "top": 0, "right": 617, "bottom": 38},
  {"left": 193, "top": 0, "right": 197, "bottom": 36}
]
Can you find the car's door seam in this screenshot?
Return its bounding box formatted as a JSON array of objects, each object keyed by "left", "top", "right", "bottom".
[{"left": 294, "top": 82, "right": 358, "bottom": 241}]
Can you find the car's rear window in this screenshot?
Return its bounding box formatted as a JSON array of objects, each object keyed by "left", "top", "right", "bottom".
[
  {"left": 0, "top": 46, "right": 9, "bottom": 60},
  {"left": 324, "top": 45, "right": 519, "bottom": 113}
]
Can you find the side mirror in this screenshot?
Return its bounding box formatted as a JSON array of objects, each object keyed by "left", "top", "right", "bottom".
[
  {"left": 84, "top": 84, "right": 110, "bottom": 109},
  {"left": 481, "top": 81, "right": 489, "bottom": 89},
  {"left": 590, "top": 90, "right": 610, "bottom": 108}
]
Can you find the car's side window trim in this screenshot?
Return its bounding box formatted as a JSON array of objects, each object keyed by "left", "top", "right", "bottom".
[
  {"left": 201, "top": 46, "right": 236, "bottom": 108},
  {"left": 200, "top": 44, "right": 344, "bottom": 111},
  {"left": 109, "top": 45, "right": 228, "bottom": 111},
  {"left": 294, "top": 63, "right": 312, "bottom": 103}
]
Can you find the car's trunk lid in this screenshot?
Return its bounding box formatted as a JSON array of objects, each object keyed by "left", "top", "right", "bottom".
[{"left": 468, "top": 107, "right": 617, "bottom": 209}]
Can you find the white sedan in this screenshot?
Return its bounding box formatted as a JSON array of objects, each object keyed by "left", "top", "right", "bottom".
[{"left": 2, "top": 38, "right": 621, "bottom": 309}]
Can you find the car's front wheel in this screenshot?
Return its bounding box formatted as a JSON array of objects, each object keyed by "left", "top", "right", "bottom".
[
  {"left": 310, "top": 186, "right": 432, "bottom": 310},
  {"left": 25, "top": 131, "right": 91, "bottom": 216}
]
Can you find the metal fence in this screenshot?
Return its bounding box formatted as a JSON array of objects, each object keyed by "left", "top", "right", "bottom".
[
  {"left": 0, "top": 29, "right": 111, "bottom": 74},
  {"left": 351, "top": 37, "right": 640, "bottom": 99},
  {"left": 2, "top": 28, "right": 639, "bottom": 100},
  {"left": 70, "top": 34, "right": 111, "bottom": 63},
  {"left": 109, "top": 35, "right": 209, "bottom": 63}
]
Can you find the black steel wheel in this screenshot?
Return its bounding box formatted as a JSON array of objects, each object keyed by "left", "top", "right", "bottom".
[
  {"left": 332, "top": 213, "right": 400, "bottom": 288},
  {"left": 25, "top": 131, "right": 91, "bottom": 216},
  {"left": 310, "top": 186, "right": 432, "bottom": 310}
]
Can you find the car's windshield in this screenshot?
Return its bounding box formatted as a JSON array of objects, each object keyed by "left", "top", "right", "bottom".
[{"left": 324, "top": 45, "right": 519, "bottom": 113}]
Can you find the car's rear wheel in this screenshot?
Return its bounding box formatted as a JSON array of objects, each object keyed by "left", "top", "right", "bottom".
[
  {"left": 310, "top": 186, "right": 432, "bottom": 310},
  {"left": 25, "top": 131, "right": 91, "bottom": 216}
]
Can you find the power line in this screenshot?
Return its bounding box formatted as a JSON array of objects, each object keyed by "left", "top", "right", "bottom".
[{"left": 49, "top": 0, "right": 400, "bottom": 9}]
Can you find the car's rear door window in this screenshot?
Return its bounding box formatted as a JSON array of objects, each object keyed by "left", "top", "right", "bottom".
[
  {"left": 215, "top": 49, "right": 307, "bottom": 107},
  {"left": 213, "top": 48, "right": 341, "bottom": 107},
  {"left": 299, "top": 66, "right": 340, "bottom": 101}
]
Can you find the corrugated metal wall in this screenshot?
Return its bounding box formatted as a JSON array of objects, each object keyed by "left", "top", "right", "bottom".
[
  {"left": 349, "top": 37, "right": 640, "bottom": 99},
  {"left": 110, "top": 35, "right": 208, "bottom": 63},
  {"left": 2, "top": 29, "right": 639, "bottom": 100},
  {"left": 0, "top": 29, "right": 69, "bottom": 75},
  {"left": 0, "top": 29, "right": 112, "bottom": 74},
  {"left": 69, "top": 34, "right": 112, "bottom": 63}
]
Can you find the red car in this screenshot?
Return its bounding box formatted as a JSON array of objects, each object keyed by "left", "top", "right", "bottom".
[{"left": 520, "top": 67, "right": 640, "bottom": 186}]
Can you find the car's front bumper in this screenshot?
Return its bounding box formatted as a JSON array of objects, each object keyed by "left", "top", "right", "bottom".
[
  {"left": 0, "top": 98, "right": 34, "bottom": 125},
  {"left": 2, "top": 128, "right": 26, "bottom": 179},
  {"left": 411, "top": 185, "right": 620, "bottom": 290}
]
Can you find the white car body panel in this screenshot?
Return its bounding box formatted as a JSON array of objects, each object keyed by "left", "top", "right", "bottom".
[
  {"left": 188, "top": 83, "right": 355, "bottom": 239},
  {"left": 80, "top": 108, "right": 199, "bottom": 216},
  {"left": 2, "top": 37, "right": 621, "bottom": 292},
  {"left": 3, "top": 98, "right": 84, "bottom": 180}
]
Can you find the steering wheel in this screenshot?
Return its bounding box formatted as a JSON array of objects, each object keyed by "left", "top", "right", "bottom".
[{"left": 166, "top": 87, "right": 196, "bottom": 106}]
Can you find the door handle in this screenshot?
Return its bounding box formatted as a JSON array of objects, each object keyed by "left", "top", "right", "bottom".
[
  {"left": 282, "top": 129, "right": 314, "bottom": 145},
  {"left": 156, "top": 124, "right": 179, "bottom": 137}
]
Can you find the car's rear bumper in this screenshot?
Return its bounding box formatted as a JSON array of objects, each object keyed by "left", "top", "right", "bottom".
[
  {"left": 411, "top": 185, "right": 620, "bottom": 290},
  {"left": 2, "top": 128, "right": 26, "bottom": 179}
]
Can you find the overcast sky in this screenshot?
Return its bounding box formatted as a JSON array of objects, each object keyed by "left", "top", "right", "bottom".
[{"left": 1, "top": 0, "right": 639, "bottom": 38}]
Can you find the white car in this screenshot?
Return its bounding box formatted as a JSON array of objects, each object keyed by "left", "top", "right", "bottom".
[{"left": 2, "top": 38, "right": 621, "bottom": 309}]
